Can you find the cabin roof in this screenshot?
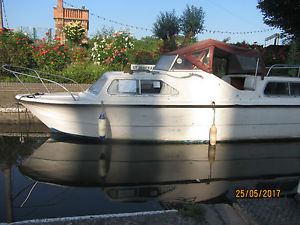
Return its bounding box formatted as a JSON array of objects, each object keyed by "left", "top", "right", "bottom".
[{"left": 167, "top": 39, "right": 265, "bottom": 75}]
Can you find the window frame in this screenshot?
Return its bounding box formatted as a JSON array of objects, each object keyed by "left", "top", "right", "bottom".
[
  {"left": 107, "top": 79, "right": 179, "bottom": 96},
  {"left": 263, "top": 81, "right": 300, "bottom": 97}
]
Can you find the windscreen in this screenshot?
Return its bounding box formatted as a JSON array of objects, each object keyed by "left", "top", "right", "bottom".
[{"left": 153, "top": 55, "right": 177, "bottom": 71}]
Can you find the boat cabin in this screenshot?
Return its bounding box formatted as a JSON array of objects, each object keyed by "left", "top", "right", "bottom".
[{"left": 156, "top": 39, "right": 266, "bottom": 90}]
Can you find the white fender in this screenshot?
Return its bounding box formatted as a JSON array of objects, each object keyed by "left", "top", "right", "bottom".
[{"left": 98, "top": 113, "right": 106, "bottom": 140}]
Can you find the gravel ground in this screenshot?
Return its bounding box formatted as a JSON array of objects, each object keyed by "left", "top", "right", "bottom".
[
  {"left": 4, "top": 198, "right": 299, "bottom": 225},
  {"left": 234, "top": 198, "right": 300, "bottom": 225}
]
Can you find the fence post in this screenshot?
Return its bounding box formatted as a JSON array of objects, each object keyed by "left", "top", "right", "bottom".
[{"left": 33, "top": 27, "right": 36, "bottom": 40}]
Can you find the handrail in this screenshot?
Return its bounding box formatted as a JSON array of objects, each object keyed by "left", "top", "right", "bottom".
[
  {"left": 266, "top": 64, "right": 300, "bottom": 77},
  {"left": 2, "top": 65, "right": 85, "bottom": 101}
]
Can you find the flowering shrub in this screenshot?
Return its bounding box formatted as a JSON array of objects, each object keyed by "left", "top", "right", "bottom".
[
  {"left": 133, "top": 51, "right": 160, "bottom": 64},
  {"left": 31, "top": 38, "right": 71, "bottom": 73},
  {"left": 0, "top": 29, "right": 35, "bottom": 68},
  {"left": 71, "top": 47, "right": 88, "bottom": 63},
  {"left": 64, "top": 21, "right": 86, "bottom": 44},
  {"left": 91, "top": 30, "right": 134, "bottom": 67}
]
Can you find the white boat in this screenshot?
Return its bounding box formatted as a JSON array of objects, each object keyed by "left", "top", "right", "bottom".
[{"left": 4, "top": 39, "right": 300, "bottom": 142}]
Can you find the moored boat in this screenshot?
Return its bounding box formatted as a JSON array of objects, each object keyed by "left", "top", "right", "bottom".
[{"left": 4, "top": 39, "right": 300, "bottom": 142}]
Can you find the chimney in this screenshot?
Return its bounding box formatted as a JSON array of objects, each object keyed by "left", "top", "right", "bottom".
[{"left": 57, "top": 0, "right": 63, "bottom": 8}]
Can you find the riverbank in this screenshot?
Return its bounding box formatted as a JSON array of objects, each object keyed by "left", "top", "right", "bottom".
[{"left": 6, "top": 198, "right": 300, "bottom": 225}]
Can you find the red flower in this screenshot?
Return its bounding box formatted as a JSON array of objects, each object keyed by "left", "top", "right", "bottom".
[
  {"left": 20, "top": 53, "right": 23, "bottom": 55},
  {"left": 57, "top": 51, "right": 61, "bottom": 54},
  {"left": 16, "top": 41, "right": 20, "bottom": 44}
]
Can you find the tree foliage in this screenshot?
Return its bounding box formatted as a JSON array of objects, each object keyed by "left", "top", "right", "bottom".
[
  {"left": 153, "top": 5, "right": 205, "bottom": 49},
  {"left": 257, "top": 0, "right": 300, "bottom": 40},
  {"left": 153, "top": 10, "right": 180, "bottom": 41},
  {"left": 181, "top": 5, "right": 205, "bottom": 45}
]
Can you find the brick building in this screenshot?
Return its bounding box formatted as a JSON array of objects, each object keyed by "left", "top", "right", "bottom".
[{"left": 53, "top": 0, "right": 89, "bottom": 42}]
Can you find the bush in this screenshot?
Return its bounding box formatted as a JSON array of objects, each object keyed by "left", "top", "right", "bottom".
[
  {"left": 91, "top": 30, "right": 134, "bottom": 68},
  {"left": 32, "top": 38, "right": 71, "bottom": 73},
  {"left": 64, "top": 21, "right": 86, "bottom": 44},
  {"left": 133, "top": 51, "right": 160, "bottom": 64},
  {"left": 0, "top": 29, "right": 35, "bottom": 68},
  {"left": 59, "top": 62, "right": 111, "bottom": 83}
]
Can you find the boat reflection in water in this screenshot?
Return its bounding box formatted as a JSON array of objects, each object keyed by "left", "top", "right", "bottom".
[{"left": 19, "top": 136, "right": 300, "bottom": 204}]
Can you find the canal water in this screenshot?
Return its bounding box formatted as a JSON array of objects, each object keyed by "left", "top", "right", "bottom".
[{"left": 1, "top": 129, "right": 300, "bottom": 223}]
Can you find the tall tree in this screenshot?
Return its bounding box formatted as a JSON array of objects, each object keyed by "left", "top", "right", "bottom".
[
  {"left": 180, "top": 5, "right": 205, "bottom": 46},
  {"left": 257, "top": 0, "right": 300, "bottom": 40},
  {"left": 153, "top": 10, "right": 180, "bottom": 51},
  {"left": 153, "top": 10, "right": 180, "bottom": 41}
]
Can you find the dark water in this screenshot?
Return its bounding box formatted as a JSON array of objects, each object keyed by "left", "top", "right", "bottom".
[{"left": 1, "top": 133, "right": 300, "bottom": 223}]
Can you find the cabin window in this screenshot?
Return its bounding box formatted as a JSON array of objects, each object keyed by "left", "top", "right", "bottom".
[
  {"left": 290, "top": 83, "right": 300, "bottom": 96},
  {"left": 108, "top": 80, "right": 138, "bottom": 95},
  {"left": 264, "top": 82, "right": 289, "bottom": 96},
  {"left": 88, "top": 77, "right": 107, "bottom": 95},
  {"left": 107, "top": 79, "right": 178, "bottom": 96},
  {"left": 153, "top": 55, "right": 177, "bottom": 71},
  {"left": 171, "top": 56, "right": 196, "bottom": 70},
  {"left": 192, "top": 49, "right": 209, "bottom": 66}
]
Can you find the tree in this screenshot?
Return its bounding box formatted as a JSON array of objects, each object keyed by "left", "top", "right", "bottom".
[
  {"left": 257, "top": 0, "right": 300, "bottom": 40},
  {"left": 153, "top": 10, "right": 180, "bottom": 41},
  {"left": 64, "top": 21, "right": 86, "bottom": 44},
  {"left": 153, "top": 10, "right": 180, "bottom": 51},
  {"left": 180, "top": 5, "right": 205, "bottom": 46},
  {"left": 153, "top": 5, "right": 205, "bottom": 51}
]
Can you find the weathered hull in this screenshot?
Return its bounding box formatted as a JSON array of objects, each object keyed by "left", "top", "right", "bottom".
[{"left": 21, "top": 101, "right": 300, "bottom": 142}]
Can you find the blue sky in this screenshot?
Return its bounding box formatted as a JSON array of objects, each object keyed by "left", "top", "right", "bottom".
[{"left": 4, "top": 0, "right": 281, "bottom": 45}]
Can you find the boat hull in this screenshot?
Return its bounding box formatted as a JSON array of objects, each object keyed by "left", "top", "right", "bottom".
[{"left": 21, "top": 101, "right": 300, "bottom": 142}]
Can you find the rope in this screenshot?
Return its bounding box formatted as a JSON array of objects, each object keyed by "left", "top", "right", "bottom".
[{"left": 20, "top": 181, "right": 38, "bottom": 207}]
